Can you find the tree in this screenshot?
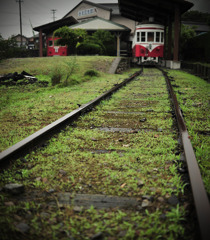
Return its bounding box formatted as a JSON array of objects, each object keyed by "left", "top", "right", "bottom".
[
  {"left": 0, "top": 34, "right": 18, "bottom": 59},
  {"left": 182, "top": 10, "right": 210, "bottom": 24},
  {"left": 180, "top": 24, "right": 196, "bottom": 49},
  {"left": 53, "top": 26, "right": 87, "bottom": 54},
  {"left": 180, "top": 24, "right": 196, "bottom": 59},
  {"left": 85, "top": 30, "right": 115, "bottom": 55}
]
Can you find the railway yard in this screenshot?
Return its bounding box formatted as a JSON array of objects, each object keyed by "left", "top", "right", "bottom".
[{"left": 0, "top": 59, "right": 209, "bottom": 240}]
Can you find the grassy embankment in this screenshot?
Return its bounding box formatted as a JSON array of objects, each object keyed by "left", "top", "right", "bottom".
[
  {"left": 167, "top": 70, "right": 210, "bottom": 194},
  {"left": 0, "top": 56, "right": 138, "bottom": 152}
]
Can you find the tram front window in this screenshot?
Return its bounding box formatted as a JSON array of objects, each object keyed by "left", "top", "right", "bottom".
[
  {"left": 141, "top": 32, "right": 146, "bottom": 42},
  {"left": 156, "top": 32, "right": 160, "bottom": 42},
  {"left": 148, "top": 32, "right": 154, "bottom": 42}
]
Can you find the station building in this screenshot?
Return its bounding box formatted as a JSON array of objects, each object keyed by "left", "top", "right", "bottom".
[
  {"left": 33, "top": 0, "right": 137, "bottom": 57},
  {"left": 34, "top": 0, "right": 194, "bottom": 68}
]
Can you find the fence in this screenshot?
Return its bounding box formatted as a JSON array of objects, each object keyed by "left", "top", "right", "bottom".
[{"left": 181, "top": 62, "right": 210, "bottom": 82}]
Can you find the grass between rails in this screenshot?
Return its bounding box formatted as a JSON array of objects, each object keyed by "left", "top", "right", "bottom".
[
  {"left": 0, "top": 56, "right": 139, "bottom": 152},
  {"left": 0, "top": 67, "right": 196, "bottom": 239},
  {"left": 0, "top": 200, "right": 186, "bottom": 240},
  {"left": 167, "top": 70, "right": 210, "bottom": 194}
]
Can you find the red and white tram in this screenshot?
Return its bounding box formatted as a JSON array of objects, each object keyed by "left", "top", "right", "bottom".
[
  {"left": 47, "top": 37, "right": 68, "bottom": 57},
  {"left": 132, "top": 23, "right": 164, "bottom": 64}
]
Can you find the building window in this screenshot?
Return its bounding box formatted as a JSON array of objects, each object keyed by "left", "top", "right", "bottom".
[
  {"left": 78, "top": 8, "right": 95, "bottom": 17},
  {"left": 148, "top": 32, "right": 154, "bottom": 42},
  {"left": 141, "top": 32, "right": 146, "bottom": 42}
]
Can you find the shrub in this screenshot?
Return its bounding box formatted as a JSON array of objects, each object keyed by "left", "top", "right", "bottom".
[
  {"left": 77, "top": 42, "right": 102, "bottom": 55},
  {"left": 51, "top": 66, "right": 63, "bottom": 86},
  {"left": 84, "top": 69, "right": 100, "bottom": 77},
  {"left": 183, "top": 32, "right": 210, "bottom": 62},
  {"left": 54, "top": 27, "right": 87, "bottom": 54}
]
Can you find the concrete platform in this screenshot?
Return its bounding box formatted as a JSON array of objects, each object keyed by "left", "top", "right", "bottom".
[
  {"left": 161, "top": 60, "right": 181, "bottom": 69},
  {"left": 108, "top": 57, "right": 121, "bottom": 74}
]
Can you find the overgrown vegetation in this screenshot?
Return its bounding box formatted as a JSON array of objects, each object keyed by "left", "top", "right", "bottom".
[
  {"left": 53, "top": 27, "right": 115, "bottom": 56},
  {"left": 167, "top": 70, "right": 210, "bottom": 194},
  {"left": 182, "top": 31, "right": 210, "bottom": 62},
  {"left": 0, "top": 68, "right": 195, "bottom": 239},
  {"left": 0, "top": 34, "right": 42, "bottom": 60},
  {"left": 182, "top": 10, "right": 210, "bottom": 25},
  {"left": 0, "top": 56, "right": 134, "bottom": 152},
  {"left": 180, "top": 10, "right": 210, "bottom": 62},
  {"left": 54, "top": 27, "right": 87, "bottom": 54},
  {"left": 83, "top": 30, "right": 115, "bottom": 56},
  {"left": 180, "top": 24, "right": 196, "bottom": 59},
  {"left": 84, "top": 69, "right": 100, "bottom": 77}
]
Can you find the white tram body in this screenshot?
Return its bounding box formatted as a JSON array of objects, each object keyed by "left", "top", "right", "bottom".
[{"left": 132, "top": 23, "right": 164, "bottom": 64}]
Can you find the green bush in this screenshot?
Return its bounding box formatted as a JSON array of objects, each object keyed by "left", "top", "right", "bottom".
[
  {"left": 183, "top": 32, "right": 210, "bottom": 62},
  {"left": 77, "top": 42, "right": 102, "bottom": 55},
  {"left": 84, "top": 69, "right": 100, "bottom": 77},
  {"left": 51, "top": 66, "right": 63, "bottom": 86},
  {"left": 0, "top": 47, "right": 45, "bottom": 59}
]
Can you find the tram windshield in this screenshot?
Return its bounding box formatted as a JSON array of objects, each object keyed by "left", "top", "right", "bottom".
[
  {"left": 141, "top": 32, "right": 146, "bottom": 42},
  {"left": 156, "top": 32, "right": 160, "bottom": 42},
  {"left": 148, "top": 32, "right": 154, "bottom": 42}
]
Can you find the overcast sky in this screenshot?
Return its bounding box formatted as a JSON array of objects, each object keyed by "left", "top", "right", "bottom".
[{"left": 0, "top": 0, "right": 209, "bottom": 39}]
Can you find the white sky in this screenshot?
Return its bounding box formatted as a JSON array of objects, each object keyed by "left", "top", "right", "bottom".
[{"left": 0, "top": 0, "right": 209, "bottom": 39}]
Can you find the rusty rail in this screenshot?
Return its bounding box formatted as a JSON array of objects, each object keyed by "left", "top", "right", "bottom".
[
  {"left": 161, "top": 68, "right": 210, "bottom": 240},
  {"left": 0, "top": 70, "right": 142, "bottom": 167}
]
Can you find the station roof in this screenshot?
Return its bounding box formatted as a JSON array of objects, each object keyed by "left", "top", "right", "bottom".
[
  {"left": 118, "top": 0, "right": 194, "bottom": 24},
  {"left": 63, "top": 0, "right": 112, "bottom": 19},
  {"left": 33, "top": 16, "right": 78, "bottom": 34},
  {"left": 69, "top": 17, "right": 130, "bottom": 32}
]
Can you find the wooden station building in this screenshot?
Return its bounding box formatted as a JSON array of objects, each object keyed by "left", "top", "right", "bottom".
[{"left": 34, "top": 0, "right": 193, "bottom": 68}]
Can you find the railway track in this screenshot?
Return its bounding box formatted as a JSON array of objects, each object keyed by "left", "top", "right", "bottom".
[{"left": 0, "top": 67, "right": 209, "bottom": 240}]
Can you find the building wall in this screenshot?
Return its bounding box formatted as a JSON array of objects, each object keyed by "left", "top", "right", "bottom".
[
  {"left": 111, "top": 15, "right": 136, "bottom": 34},
  {"left": 65, "top": 2, "right": 111, "bottom": 21},
  {"left": 13, "top": 35, "right": 28, "bottom": 47}
]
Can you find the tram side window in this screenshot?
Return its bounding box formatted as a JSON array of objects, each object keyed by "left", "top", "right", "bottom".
[
  {"left": 49, "top": 40, "right": 53, "bottom": 47},
  {"left": 137, "top": 32, "right": 140, "bottom": 42},
  {"left": 54, "top": 40, "right": 59, "bottom": 46},
  {"left": 161, "top": 32, "right": 164, "bottom": 43},
  {"left": 141, "top": 32, "right": 146, "bottom": 42},
  {"left": 156, "top": 32, "right": 160, "bottom": 42},
  {"left": 148, "top": 32, "right": 154, "bottom": 42}
]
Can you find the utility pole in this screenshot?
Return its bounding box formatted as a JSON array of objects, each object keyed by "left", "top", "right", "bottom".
[
  {"left": 51, "top": 9, "right": 57, "bottom": 21},
  {"left": 16, "top": 0, "right": 23, "bottom": 47}
]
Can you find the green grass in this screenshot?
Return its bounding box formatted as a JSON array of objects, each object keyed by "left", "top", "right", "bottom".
[
  {"left": 0, "top": 56, "right": 114, "bottom": 76},
  {"left": 0, "top": 66, "right": 197, "bottom": 240},
  {"left": 167, "top": 70, "right": 210, "bottom": 194},
  {"left": 0, "top": 56, "right": 138, "bottom": 152},
  {"left": 0, "top": 67, "right": 194, "bottom": 240}
]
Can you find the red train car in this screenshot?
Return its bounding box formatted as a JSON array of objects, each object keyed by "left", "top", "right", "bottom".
[
  {"left": 132, "top": 23, "right": 164, "bottom": 64},
  {"left": 47, "top": 37, "right": 68, "bottom": 56}
]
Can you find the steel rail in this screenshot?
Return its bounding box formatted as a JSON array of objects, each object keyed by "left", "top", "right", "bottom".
[
  {"left": 161, "top": 68, "right": 210, "bottom": 240},
  {"left": 0, "top": 70, "right": 142, "bottom": 167}
]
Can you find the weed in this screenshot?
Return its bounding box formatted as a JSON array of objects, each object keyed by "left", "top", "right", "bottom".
[
  {"left": 84, "top": 69, "right": 100, "bottom": 77},
  {"left": 63, "top": 56, "right": 78, "bottom": 86},
  {"left": 51, "top": 65, "right": 63, "bottom": 86}
]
